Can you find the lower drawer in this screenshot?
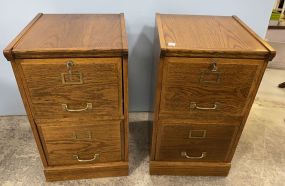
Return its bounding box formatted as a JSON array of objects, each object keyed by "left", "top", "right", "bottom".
[
  {"left": 37, "top": 120, "right": 122, "bottom": 166},
  {"left": 156, "top": 122, "right": 238, "bottom": 162}
]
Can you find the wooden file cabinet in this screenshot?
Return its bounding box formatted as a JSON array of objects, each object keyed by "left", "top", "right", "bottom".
[
  {"left": 150, "top": 14, "right": 276, "bottom": 176},
  {"left": 3, "top": 13, "right": 129, "bottom": 181}
]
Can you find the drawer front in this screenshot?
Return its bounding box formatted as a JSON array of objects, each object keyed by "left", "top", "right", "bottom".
[
  {"left": 156, "top": 123, "right": 238, "bottom": 162},
  {"left": 159, "top": 57, "right": 262, "bottom": 119},
  {"left": 38, "top": 121, "right": 122, "bottom": 166},
  {"left": 19, "top": 58, "right": 122, "bottom": 120}
]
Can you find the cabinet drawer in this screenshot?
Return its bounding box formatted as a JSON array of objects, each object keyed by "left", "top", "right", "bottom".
[
  {"left": 159, "top": 57, "right": 262, "bottom": 120},
  {"left": 38, "top": 120, "right": 122, "bottom": 166},
  {"left": 156, "top": 123, "right": 238, "bottom": 162},
  {"left": 19, "top": 58, "right": 123, "bottom": 120}
]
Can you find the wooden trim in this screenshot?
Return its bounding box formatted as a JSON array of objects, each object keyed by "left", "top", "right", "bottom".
[
  {"left": 122, "top": 57, "right": 129, "bottom": 161},
  {"left": 44, "top": 161, "right": 128, "bottom": 181},
  {"left": 35, "top": 117, "right": 125, "bottom": 125},
  {"left": 10, "top": 61, "right": 48, "bottom": 167},
  {"left": 225, "top": 124, "right": 240, "bottom": 161},
  {"left": 12, "top": 49, "right": 126, "bottom": 59},
  {"left": 3, "top": 13, "right": 43, "bottom": 61},
  {"left": 156, "top": 13, "right": 166, "bottom": 53},
  {"left": 14, "top": 49, "right": 270, "bottom": 60},
  {"left": 37, "top": 125, "right": 50, "bottom": 165},
  {"left": 164, "top": 49, "right": 270, "bottom": 59},
  {"left": 117, "top": 59, "right": 124, "bottom": 119},
  {"left": 154, "top": 124, "right": 162, "bottom": 160},
  {"left": 150, "top": 161, "right": 231, "bottom": 176},
  {"left": 120, "top": 13, "right": 128, "bottom": 55},
  {"left": 233, "top": 15, "right": 276, "bottom": 61}
]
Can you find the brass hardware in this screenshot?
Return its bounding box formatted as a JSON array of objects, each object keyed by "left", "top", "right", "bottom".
[
  {"left": 62, "top": 103, "right": 92, "bottom": 112},
  {"left": 73, "top": 153, "right": 99, "bottom": 162},
  {"left": 190, "top": 102, "right": 218, "bottom": 110},
  {"left": 200, "top": 71, "right": 221, "bottom": 83},
  {"left": 66, "top": 61, "right": 74, "bottom": 73},
  {"left": 61, "top": 72, "right": 83, "bottom": 85},
  {"left": 200, "top": 61, "right": 221, "bottom": 83},
  {"left": 210, "top": 62, "right": 218, "bottom": 72},
  {"left": 189, "top": 130, "right": 207, "bottom": 139},
  {"left": 181, "top": 151, "right": 207, "bottom": 159},
  {"left": 73, "top": 131, "right": 92, "bottom": 140},
  {"left": 61, "top": 60, "right": 83, "bottom": 84}
]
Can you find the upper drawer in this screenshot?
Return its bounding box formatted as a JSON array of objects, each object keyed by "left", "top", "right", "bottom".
[
  {"left": 19, "top": 58, "right": 123, "bottom": 120},
  {"left": 159, "top": 57, "right": 263, "bottom": 120},
  {"left": 37, "top": 120, "right": 122, "bottom": 166}
]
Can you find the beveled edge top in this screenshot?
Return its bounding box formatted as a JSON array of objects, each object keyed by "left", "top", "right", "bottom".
[
  {"left": 156, "top": 13, "right": 276, "bottom": 61},
  {"left": 3, "top": 13, "right": 128, "bottom": 61}
]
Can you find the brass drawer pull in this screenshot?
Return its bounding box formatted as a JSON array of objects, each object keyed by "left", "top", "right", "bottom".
[
  {"left": 62, "top": 103, "right": 92, "bottom": 112},
  {"left": 189, "top": 130, "right": 207, "bottom": 138},
  {"left": 181, "top": 151, "right": 207, "bottom": 159},
  {"left": 190, "top": 102, "right": 218, "bottom": 110},
  {"left": 73, "top": 153, "right": 99, "bottom": 162}
]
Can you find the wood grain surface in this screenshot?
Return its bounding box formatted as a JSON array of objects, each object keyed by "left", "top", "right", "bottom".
[
  {"left": 159, "top": 57, "right": 263, "bottom": 119},
  {"left": 4, "top": 14, "right": 128, "bottom": 60},
  {"left": 226, "top": 60, "right": 269, "bottom": 161},
  {"left": 19, "top": 58, "right": 123, "bottom": 120},
  {"left": 15, "top": 14, "right": 122, "bottom": 51},
  {"left": 155, "top": 123, "right": 238, "bottom": 162},
  {"left": 233, "top": 16, "right": 276, "bottom": 61},
  {"left": 45, "top": 162, "right": 128, "bottom": 181},
  {"left": 157, "top": 14, "right": 275, "bottom": 60},
  {"left": 38, "top": 121, "right": 122, "bottom": 166},
  {"left": 150, "top": 161, "right": 231, "bottom": 176}
]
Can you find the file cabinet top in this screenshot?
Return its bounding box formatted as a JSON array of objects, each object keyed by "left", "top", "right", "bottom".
[
  {"left": 156, "top": 14, "right": 275, "bottom": 60},
  {"left": 4, "top": 13, "right": 128, "bottom": 60}
]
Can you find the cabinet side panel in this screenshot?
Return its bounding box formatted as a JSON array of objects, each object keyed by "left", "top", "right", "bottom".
[
  {"left": 11, "top": 61, "right": 48, "bottom": 166},
  {"left": 227, "top": 60, "right": 268, "bottom": 161},
  {"left": 150, "top": 22, "right": 165, "bottom": 160},
  {"left": 123, "top": 57, "right": 129, "bottom": 161}
]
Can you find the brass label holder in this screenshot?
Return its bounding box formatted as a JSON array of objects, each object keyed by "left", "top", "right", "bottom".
[
  {"left": 61, "top": 61, "right": 83, "bottom": 85},
  {"left": 189, "top": 130, "right": 207, "bottom": 139},
  {"left": 200, "top": 61, "right": 221, "bottom": 83}
]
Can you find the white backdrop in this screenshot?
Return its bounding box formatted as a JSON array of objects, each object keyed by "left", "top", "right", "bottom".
[{"left": 0, "top": 0, "right": 275, "bottom": 115}]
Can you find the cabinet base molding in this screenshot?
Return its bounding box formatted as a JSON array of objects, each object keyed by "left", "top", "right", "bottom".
[
  {"left": 149, "top": 161, "right": 231, "bottom": 176},
  {"left": 44, "top": 162, "right": 129, "bottom": 181}
]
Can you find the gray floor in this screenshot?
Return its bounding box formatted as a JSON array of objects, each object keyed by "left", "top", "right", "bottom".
[{"left": 0, "top": 68, "right": 285, "bottom": 186}]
